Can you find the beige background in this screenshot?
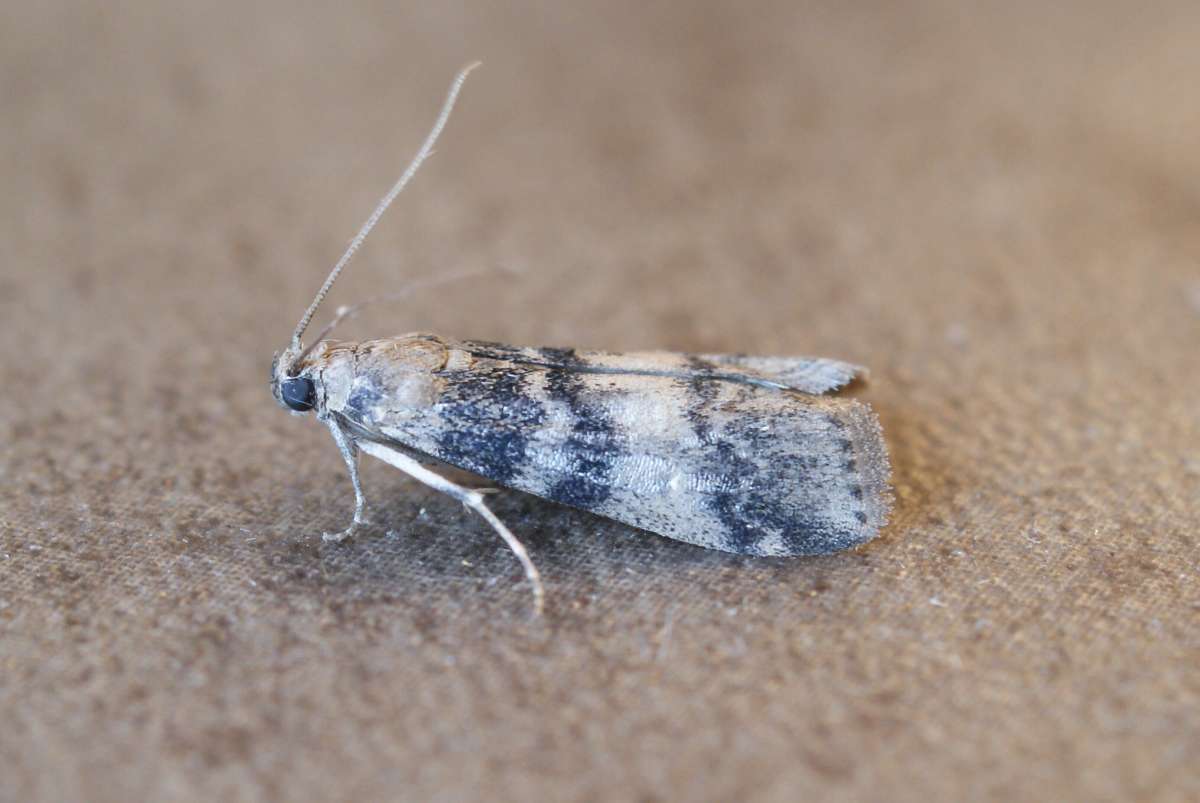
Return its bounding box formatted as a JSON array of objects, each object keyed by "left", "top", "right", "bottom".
[{"left": 3, "top": 2, "right": 1198, "bottom": 801}]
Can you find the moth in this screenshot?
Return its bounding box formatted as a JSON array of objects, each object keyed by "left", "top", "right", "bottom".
[{"left": 271, "top": 65, "right": 891, "bottom": 613}]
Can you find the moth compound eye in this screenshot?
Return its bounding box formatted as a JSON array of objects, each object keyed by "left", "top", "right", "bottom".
[{"left": 281, "top": 377, "right": 316, "bottom": 412}]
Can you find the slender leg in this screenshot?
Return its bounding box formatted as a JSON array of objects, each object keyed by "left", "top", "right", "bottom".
[
  {"left": 357, "top": 439, "right": 545, "bottom": 615},
  {"left": 322, "top": 419, "right": 369, "bottom": 543}
]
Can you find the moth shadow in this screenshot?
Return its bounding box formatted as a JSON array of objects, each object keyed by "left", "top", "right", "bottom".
[{"left": 262, "top": 481, "right": 765, "bottom": 614}]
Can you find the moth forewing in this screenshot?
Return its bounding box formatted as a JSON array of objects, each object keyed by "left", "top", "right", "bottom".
[{"left": 316, "top": 334, "right": 891, "bottom": 558}]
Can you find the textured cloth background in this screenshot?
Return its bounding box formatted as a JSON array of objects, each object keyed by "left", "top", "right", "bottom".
[{"left": 2, "top": 2, "right": 1198, "bottom": 801}]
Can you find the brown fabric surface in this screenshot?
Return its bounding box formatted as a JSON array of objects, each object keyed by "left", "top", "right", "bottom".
[{"left": 3, "top": 2, "right": 1198, "bottom": 801}]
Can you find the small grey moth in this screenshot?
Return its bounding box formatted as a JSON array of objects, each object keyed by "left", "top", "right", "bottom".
[{"left": 271, "top": 64, "right": 892, "bottom": 613}]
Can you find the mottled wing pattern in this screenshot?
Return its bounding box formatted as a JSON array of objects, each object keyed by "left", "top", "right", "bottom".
[
  {"left": 339, "top": 344, "right": 890, "bottom": 556},
  {"left": 461, "top": 341, "right": 865, "bottom": 395}
]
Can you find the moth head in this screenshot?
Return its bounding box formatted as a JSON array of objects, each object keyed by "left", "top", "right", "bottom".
[{"left": 270, "top": 346, "right": 317, "bottom": 414}]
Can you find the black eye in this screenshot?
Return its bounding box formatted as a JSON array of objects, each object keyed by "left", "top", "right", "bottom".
[{"left": 281, "top": 377, "right": 316, "bottom": 411}]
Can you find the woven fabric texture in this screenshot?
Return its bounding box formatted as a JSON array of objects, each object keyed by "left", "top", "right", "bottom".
[{"left": 2, "top": 2, "right": 1197, "bottom": 801}]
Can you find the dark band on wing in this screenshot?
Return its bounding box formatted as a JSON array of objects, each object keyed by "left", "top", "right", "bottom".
[
  {"left": 432, "top": 363, "right": 546, "bottom": 484},
  {"left": 684, "top": 397, "right": 866, "bottom": 555},
  {"left": 541, "top": 349, "right": 622, "bottom": 509}
]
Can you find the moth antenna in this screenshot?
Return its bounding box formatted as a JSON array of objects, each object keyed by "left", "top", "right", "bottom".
[{"left": 289, "top": 61, "right": 482, "bottom": 353}]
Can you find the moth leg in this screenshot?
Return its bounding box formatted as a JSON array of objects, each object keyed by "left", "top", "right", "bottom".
[
  {"left": 356, "top": 440, "right": 545, "bottom": 615},
  {"left": 322, "top": 419, "right": 369, "bottom": 543}
]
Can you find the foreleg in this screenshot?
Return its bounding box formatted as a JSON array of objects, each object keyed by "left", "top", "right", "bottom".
[{"left": 321, "top": 419, "right": 369, "bottom": 542}]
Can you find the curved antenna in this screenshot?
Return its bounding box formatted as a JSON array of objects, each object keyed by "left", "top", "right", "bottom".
[{"left": 289, "top": 61, "right": 482, "bottom": 352}]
